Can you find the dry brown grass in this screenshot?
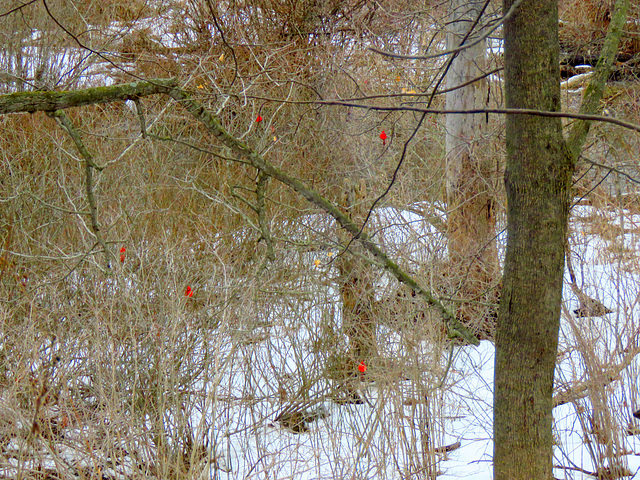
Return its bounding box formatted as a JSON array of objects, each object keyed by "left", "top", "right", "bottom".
[
  {"left": 0, "top": 0, "right": 639, "bottom": 478},
  {"left": 560, "top": 0, "right": 640, "bottom": 57}
]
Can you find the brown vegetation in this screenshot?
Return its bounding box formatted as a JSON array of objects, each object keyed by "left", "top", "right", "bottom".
[{"left": 0, "top": 0, "right": 638, "bottom": 478}]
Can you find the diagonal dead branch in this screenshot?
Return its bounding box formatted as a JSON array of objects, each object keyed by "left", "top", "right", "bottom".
[
  {"left": 566, "top": 0, "right": 630, "bottom": 158},
  {"left": 165, "top": 87, "right": 480, "bottom": 346}
]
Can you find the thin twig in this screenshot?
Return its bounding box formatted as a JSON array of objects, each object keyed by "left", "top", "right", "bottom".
[
  {"left": 48, "top": 110, "right": 113, "bottom": 269},
  {"left": 369, "top": 0, "right": 525, "bottom": 61}
]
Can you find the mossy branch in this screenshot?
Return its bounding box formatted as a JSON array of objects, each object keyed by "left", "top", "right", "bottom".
[
  {"left": 0, "top": 79, "right": 178, "bottom": 114},
  {"left": 566, "top": 0, "right": 630, "bottom": 158},
  {"left": 0, "top": 77, "right": 480, "bottom": 345}
]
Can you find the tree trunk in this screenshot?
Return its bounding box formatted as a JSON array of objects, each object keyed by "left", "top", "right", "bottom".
[
  {"left": 445, "top": 0, "right": 498, "bottom": 339},
  {"left": 493, "top": 0, "right": 574, "bottom": 479},
  {"left": 336, "top": 179, "right": 379, "bottom": 369}
]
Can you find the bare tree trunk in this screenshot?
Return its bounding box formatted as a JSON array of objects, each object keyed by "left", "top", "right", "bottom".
[
  {"left": 445, "top": 0, "right": 498, "bottom": 338},
  {"left": 336, "top": 179, "right": 378, "bottom": 371},
  {"left": 494, "top": 1, "right": 572, "bottom": 478},
  {"left": 494, "top": 0, "right": 629, "bottom": 476}
]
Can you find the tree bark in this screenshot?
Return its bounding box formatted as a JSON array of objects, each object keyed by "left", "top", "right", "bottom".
[
  {"left": 566, "top": 0, "right": 630, "bottom": 157},
  {"left": 0, "top": 79, "right": 177, "bottom": 113},
  {"left": 495, "top": 0, "right": 630, "bottom": 476},
  {"left": 336, "top": 179, "right": 379, "bottom": 370},
  {"left": 493, "top": 0, "right": 574, "bottom": 479},
  {"left": 445, "top": 0, "right": 498, "bottom": 339}
]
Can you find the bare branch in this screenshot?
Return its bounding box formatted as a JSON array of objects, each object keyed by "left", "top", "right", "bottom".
[
  {"left": 0, "top": 0, "right": 38, "bottom": 18},
  {"left": 314, "top": 100, "right": 640, "bottom": 134},
  {"left": 48, "top": 110, "right": 113, "bottom": 269},
  {"left": 581, "top": 156, "right": 640, "bottom": 185},
  {"left": 369, "top": 0, "right": 525, "bottom": 61}
]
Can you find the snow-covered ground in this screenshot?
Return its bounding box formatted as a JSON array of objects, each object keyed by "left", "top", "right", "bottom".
[
  {"left": 194, "top": 204, "right": 640, "bottom": 480},
  {"left": 1, "top": 204, "right": 639, "bottom": 480}
]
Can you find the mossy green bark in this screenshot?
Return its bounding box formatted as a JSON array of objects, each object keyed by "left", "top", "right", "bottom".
[{"left": 0, "top": 79, "right": 177, "bottom": 114}]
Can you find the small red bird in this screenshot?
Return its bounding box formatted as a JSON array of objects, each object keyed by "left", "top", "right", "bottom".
[
  {"left": 256, "top": 115, "right": 263, "bottom": 122},
  {"left": 358, "top": 361, "right": 367, "bottom": 374},
  {"left": 119, "top": 247, "right": 126, "bottom": 263},
  {"left": 380, "top": 131, "right": 387, "bottom": 146},
  {"left": 185, "top": 286, "right": 193, "bottom": 298}
]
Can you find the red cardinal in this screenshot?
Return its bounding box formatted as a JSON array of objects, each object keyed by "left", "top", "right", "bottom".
[
  {"left": 380, "top": 131, "right": 387, "bottom": 146},
  {"left": 185, "top": 286, "right": 193, "bottom": 298},
  {"left": 358, "top": 361, "right": 367, "bottom": 374},
  {"left": 256, "top": 115, "right": 263, "bottom": 122},
  {"left": 119, "top": 247, "right": 126, "bottom": 263}
]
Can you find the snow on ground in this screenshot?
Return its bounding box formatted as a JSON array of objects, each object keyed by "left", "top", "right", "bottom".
[
  {"left": 2, "top": 203, "right": 639, "bottom": 479},
  {"left": 184, "top": 203, "right": 640, "bottom": 480}
]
